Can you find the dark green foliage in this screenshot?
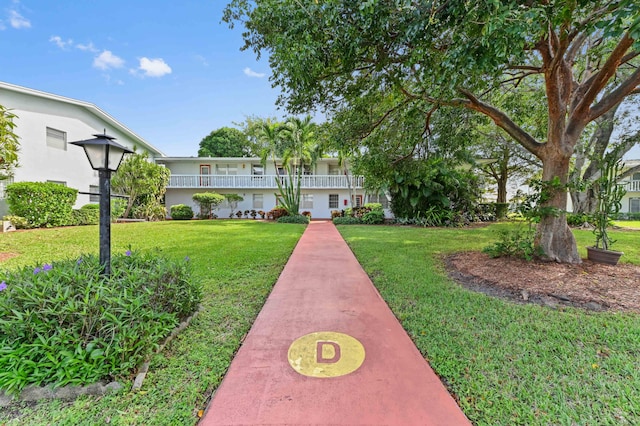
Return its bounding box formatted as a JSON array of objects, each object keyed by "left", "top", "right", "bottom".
[
  {"left": 483, "top": 226, "right": 541, "bottom": 261},
  {"left": 566, "top": 213, "right": 591, "bottom": 227},
  {"left": 276, "top": 214, "right": 309, "bottom": 224},
  {"left": 494, "top": 203, "right": 509, "bottom": 219},
  {"left": 0, "top": 250, "right": 200, "bottom": 394},
  {"left": 6, "top": 182, "right": 77, "bottom": 228},
  {"left": 333, "top": 216, "right": 363, "bottom": 225},
  {"left": 614, "top": 212, "right": 640, "bottom": 220},
  {"left": 388, "top": 158, "right": 479, "bottom": 223},
  {"left": 198, "top": 127, "right": 251, "bottom": 157},
  {"left": 70, "top": 204, "right": 100, "bottom": 226},
  {"left": 170, "top": 204, "right": 194, "bottom": 220}
]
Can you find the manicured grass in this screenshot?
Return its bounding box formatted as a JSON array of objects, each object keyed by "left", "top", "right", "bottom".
[
  {"left": 338, "top": 223, "right": 640, "bottom": 425},
  {"left": 614, "top": 220, "right": 640, "bottom": 229},
  {"left": 0, "top": 220, "right": 305, "bottom": 425}
]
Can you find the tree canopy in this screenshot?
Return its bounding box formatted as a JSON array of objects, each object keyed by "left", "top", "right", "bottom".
[
  {"left": 198, "top": 127, "right": 252, "bottom": 157},
  {"left": 225, "top": 0, "right": 640, "bottom": 263}
]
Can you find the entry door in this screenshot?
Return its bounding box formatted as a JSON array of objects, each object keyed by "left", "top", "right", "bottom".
[{"left": 200, "top": 165, "right": 211, "bottom": 186}]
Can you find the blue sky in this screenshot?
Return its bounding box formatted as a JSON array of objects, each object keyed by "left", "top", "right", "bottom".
[
  {"left": 1, "top": 0, "right": 638, "bottom": 160},
  {"left": 0, "top": 0, "right": 284, "bottom": 156}
]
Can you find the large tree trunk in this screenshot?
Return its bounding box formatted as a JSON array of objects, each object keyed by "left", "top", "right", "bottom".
[{"left": 535, "top": 153, "right": 582, "bottom": 263}]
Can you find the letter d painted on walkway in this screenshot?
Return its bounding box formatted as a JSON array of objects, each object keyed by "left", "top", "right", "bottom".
[{"left": 288, "top": 332, "right": 365, "bottom": 378}]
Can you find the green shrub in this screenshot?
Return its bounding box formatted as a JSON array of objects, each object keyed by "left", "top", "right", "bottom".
[
  {"left": 277, "top": 214, "right": 310, "bottom": 224},
  {"left": 2, "top": 215, "right": 30, "bottom": 229},
  {"left": 361, "top": 209, "right": 385, "bottom": 224},
  {"left": 70, "top": 204, "right": 100, "bottom": 226},
  {"left": 132, "top": 203, "right": 166, "bottom": 221},
  {"left": 494, "top": 202, "right": 509, "bottom": 219},
  {"left": 567, "top": 212, "right": 591, "bottom": 227},
  {"left": 0, "top": 250, "right": 200, "bottom": 395},
  {"left": 192, "top": 192, "right": 225, "bottom": 219},
  {"left": 111, "top": 198, "right": 127, "bottom": 220},
  {"left": 482, "top": 226, "right": 542, "bottom": 261},
  {"left": 333, "top": 216, "right": 363, "bottom": 225},
  {"left": 170, "top": 204, "right": 194, "bottom": 220},
  {"left": 6, "top": 182, "right": 78, "bottom": 228}
]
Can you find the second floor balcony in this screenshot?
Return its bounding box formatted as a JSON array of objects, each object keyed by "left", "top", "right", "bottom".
[
  {"left": 167, "top": 174, "right": 365, "bottom": 190},
  {"left": 627, "top": 180, "right": 640, "bottom": 192}
]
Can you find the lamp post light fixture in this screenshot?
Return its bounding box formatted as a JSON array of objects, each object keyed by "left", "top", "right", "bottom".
[{"left": 71, "top": 133, "right": 133, "bottom": 276}]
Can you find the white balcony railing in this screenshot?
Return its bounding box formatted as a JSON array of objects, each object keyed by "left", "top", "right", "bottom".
[
  {"left": 627, "top": 180, "right": 640, "bottom": 192},
  {"left": 167, "top": 174, "right": 364, "bottom": 189}
]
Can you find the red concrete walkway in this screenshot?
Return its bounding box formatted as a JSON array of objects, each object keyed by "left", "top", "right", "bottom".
[{"left": 200, "top": 221, "right": 470, "bottom": 425}]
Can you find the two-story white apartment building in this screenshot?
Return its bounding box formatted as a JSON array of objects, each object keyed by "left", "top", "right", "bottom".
[
  {"left": 620, "top": 160, "right": 640, "bottom": 215},
  {"left": 0, "top": 81, "right": 164, "bottom": 216},
  {"left": 156, "top": 157, "right": 377, "bottom": 219}
]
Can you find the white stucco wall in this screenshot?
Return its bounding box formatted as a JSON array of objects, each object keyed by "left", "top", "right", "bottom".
[{"left": 0, "top": 83, "right": 162, "bottom": 216}]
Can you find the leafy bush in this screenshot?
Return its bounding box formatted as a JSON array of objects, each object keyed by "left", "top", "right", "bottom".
[
  {"left": 567, "top": 212, "right": 591, "bottom": 227},
  {"left": 267, "top": 206, "right": 289, "bottom": 220},
  {"left": 0, "top": 250, "right": 200, "bottom": 395},
  {"left": 70, "top": 204, "right": 100, "bottom": 226},
  {"left": 482, "top": 226, "right": 542, "bottom": 261},
  {"left": 132, "top": 203, "right": 166, "bottom": 221},
  {"left": 301, "top": 211, "right": 311, "bottom": 218},
  {"left": 170, "top": 204, "right": 194, "bottom": 220},
  {"left": 6, "top": 182, "right": 78, "bottom": 228},
  {"left": 111, "top": 198, "right": 127, "bottom": 220},
  {"left": 2, "top": 215, "right": 31, "bottom": 229},
  {"left": 614, "top": 212, "right": 640, "bottom": 221},
  {"left": 277, "top": 214, "right": 310, "bottom": 224},
  {"left": 192, "top": 192, "right": 225, "bottom": 219},
  {"left": 333, "top": 216, "right": 363, "bottom": 225},
  {"left": 361, "top": 209, "right": 385, "bottom": 224},
  {"left": 494, "top": 202, "right": 509, "bottom": 219},
  {"left": 331, "top": 210, "right": 343, "bottom": 219}
]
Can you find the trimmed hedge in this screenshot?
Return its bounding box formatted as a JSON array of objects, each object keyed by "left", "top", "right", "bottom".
[
  {"left": 170, "top": 204, "right": 194, "bottom": 220},
  {"left": 333, "top": 216, "right": 363, "bottom": 225},
  {"left": 276, "top": 214, "right": 310, "bottom": 224},
  {"left": 6, "top": 182, "right": 77, "bottom": 228},
  {"left": 71, "top": 204, "right": 101, "bottom": 226}
]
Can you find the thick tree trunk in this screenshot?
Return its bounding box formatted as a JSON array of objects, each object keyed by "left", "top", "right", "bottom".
[{"left": 535, "top": 154, "right": 582, "bottom": 263}]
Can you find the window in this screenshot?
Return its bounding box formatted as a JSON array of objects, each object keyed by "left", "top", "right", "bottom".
[
  {"left": 253, "top": 194, "right": 264, "bottom": 209},
  {"left": 302, "top": 194, "right": 314, "bottom": 209},
  {"left": 46, "top": 127, "right": 67, "bottom": 150},
  {"left": 329, "top": 194, "right": 339, "bottom": 209},
  {"left": 631, "top": 198, "right": 640, "bottom": 214},
  {"left": 216, "top": 164, "right": 237, "bottom": 175},
  {"left": 252, "top": 165, "right": 264, "bottom": 175},
  {"left": 633, "top": 173, "right": 640, "bottom": 181},
  {"left": 328, "top": 165, "right": 341, "bottom": 175},
  {"left": 47, "top": 180, "right": 67, "bottom": 186},
  {"left": 89, "top": 185, "right": 100, "bottom": 203}
]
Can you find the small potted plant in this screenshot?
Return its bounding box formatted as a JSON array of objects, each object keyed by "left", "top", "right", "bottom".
[{"left": 587, "top": 152, "right": 626, "bottom": 265}]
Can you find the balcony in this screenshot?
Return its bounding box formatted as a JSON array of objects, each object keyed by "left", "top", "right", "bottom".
[
  {"left": 167, "top": 174, "right": 364, "bottom": 190},
  {"left": 627, "top": 180, "right": 640, "bottom": 192}
]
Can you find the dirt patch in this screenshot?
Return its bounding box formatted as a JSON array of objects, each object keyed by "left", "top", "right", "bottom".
[
  {"left": 446, "top": 251, "right": 640, "bottom": 313},
  {"left": 0, "top": 253, "right": 18, "bottom": 263}
]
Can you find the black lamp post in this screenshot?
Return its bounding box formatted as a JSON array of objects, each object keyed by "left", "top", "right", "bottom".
[{"left": 71, "top": 133, "right": 133, "bottom": 276}]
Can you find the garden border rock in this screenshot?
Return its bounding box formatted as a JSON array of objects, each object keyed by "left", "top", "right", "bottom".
[{"left": 0, "top": 306, "right": 201, "bottom": 408}]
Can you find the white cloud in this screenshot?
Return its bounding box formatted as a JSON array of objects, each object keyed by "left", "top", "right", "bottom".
[
  {"left": 9, "top": 10, "right": 30, "bottom": 29},
  {"left": 76, "top": 42, "right": 98, "bottom": 53},
  {"left": 137, "top": 57, "right": 172, "bottom": 77},
  {"left": 49, "top": 35, "right": 73, "bottom": 49},
  {"left": 93, "top": 50, "right": 125, "bottom": 70},
  {"left": 243, "top": 67, "right": 265, "bottom": 78}
]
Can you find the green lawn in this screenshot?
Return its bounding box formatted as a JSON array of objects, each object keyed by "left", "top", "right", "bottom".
[
  {"left": 613, "top": 220, "right": 640, "bottom": 229},
  {"left": 2, "top": 221, "right": 638, "bottom": 425},
  {"left": 0, "top": 220, "right": 306, "bottom": 425},
  {"left": 338, "top": 223, "right": 640, "bottom": 425}
]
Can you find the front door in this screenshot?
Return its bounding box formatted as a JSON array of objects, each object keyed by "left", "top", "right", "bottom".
[{"left": 200, "top": 165, "right": 211, "bottom": 186}]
